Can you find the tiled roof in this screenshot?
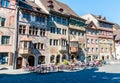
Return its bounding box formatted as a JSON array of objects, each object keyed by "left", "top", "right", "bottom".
[
  {"left": 91, "top": 14, "right": 114, "bottom": 25},
  {"left": 86, "top": 21, "right": 97, "bottom": 29},
  {"left": 39, "top": 0, "right": 79, "bottom": 17},
  {"left": 19, "top": 0, "right": 47, "bottom": 14},
  {"left": 113, "top": 24, "right": 120, "bottom": 30}
]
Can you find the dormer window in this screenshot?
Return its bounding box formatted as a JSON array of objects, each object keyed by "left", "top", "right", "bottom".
[
  {"left": 36, "top": 7, "right": 41, "bottom": 11},
  {"left": 59, "top": 8, "right": 64, "bottom": 12},
  {"left": 48, "top": 0, "right": 53, "bottom": 4}
]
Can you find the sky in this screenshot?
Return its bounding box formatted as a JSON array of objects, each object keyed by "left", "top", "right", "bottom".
[{"left": 60, "top": 0, "right": 120, "bottom": 24}]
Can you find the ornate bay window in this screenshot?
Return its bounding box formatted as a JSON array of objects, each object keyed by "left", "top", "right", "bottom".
[
  {"left": 70, "top": 41, "right": 78, "bottom": 53},
  {"left": 19, "top": 35, "right": 32, "bottom": 55}
]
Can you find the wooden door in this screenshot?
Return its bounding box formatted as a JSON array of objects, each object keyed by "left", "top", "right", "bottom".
[{"left": 16, "top": 57, "right": 22, "bottom": 69}]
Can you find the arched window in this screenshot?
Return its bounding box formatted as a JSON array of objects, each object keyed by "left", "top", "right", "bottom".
[{"left": 102, "top": 56, "right": 104, "bottom": 60}]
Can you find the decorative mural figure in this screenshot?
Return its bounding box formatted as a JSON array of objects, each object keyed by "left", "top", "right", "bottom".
[{"left": 9, "top": 16, "right": 15, "bottom": 26}]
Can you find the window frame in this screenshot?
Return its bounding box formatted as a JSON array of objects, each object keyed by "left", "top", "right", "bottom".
[
  {"left": 1, "top": 0, "right": 10, "bottom": 8},
  {"left": 1, "top": 36, "right": 10, "bottom": 45}
]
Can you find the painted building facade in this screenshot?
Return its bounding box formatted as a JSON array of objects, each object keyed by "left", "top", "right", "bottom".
[
  {"left": 0, "top": 0, "right": 118, "bottom": 69},
  {"left": 115, "top": 40, "right": 120, "bottom": 60},
  {"left": 86, "top": 21, "right": 99, "bottom": 61},
  {"left": 37, "top": 0, "right": 86, "bottom": 64},
  {"left": 113, "top": 25, "right": 120, "bottom": 60},
  {"left": 69, "top": 16, "right": 86, "bottom": 62},
  {"left": 0, "top": 0, "right": 17, "bottom": 66},
  {"left": 16, "top": 0, "right": 48, "bottom": 69},
  {"left": 82, "top": 14, "right": 115, "bottom": 61},
  {"left": 36, "top": 0, "right": 69, "bottom": 65}
]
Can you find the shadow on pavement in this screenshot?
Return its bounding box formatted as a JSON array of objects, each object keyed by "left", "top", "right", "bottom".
[
  {"left": 0, "top": 67, "right": 8, "bottom": 70},
  {"left": 0, "top": 68, "right": 120, "bottom": 83}
]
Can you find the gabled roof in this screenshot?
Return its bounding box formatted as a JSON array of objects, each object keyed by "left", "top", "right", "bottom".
[
  {"left": 19, "top": 0, "right": 47, "bottom": 14},
  {"left": 86, "top": 21, "right": 97, "bottom": 29},
  {"left": 113, "top": 23, "right": 120, "bottom": 30},
  {"left": 90, "top": 14, "right": 114, "bottom": 25},
  {"left": 39, "top": 0, "right": 79, "bottom": 17}
]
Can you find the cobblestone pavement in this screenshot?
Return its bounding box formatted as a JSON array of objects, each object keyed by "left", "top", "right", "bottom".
[{"left": 0, "top": 64, "right": 120, "bottom": 83}]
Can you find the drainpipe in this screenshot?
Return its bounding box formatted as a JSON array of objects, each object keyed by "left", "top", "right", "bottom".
[
  {"left": 85, "top": 26, "right": 88, "bottom": 63},
  {"left": 13, "top": 0, "right": 19, "bottom": 69},
  {"left": 67, "top": 16, "right": 70, "bottom": 61}
]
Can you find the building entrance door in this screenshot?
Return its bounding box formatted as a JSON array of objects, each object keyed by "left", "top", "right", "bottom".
[
  {"left": 16, "top": 57, "right": 22, "bottom": 69},
  {"left": 56, "top": 55, "right": 60, "bottom": 64},
  {"left": 28, "top": 56, "right": 34, "bottom": 66}
]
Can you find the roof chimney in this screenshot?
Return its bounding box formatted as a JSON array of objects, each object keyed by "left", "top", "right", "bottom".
[{"left": 98, "top": 15, "right": 101, "bottom": 19}]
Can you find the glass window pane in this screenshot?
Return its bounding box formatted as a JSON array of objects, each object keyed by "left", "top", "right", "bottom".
[
  {"left": 0, "top": 53, "right": 8, "bottom": 64},
  {"left": 6, "top": 0, "right": 9, "bottom": 7},
  {"left": 1, "top": 0, "right": 5, "bottom": 7}
]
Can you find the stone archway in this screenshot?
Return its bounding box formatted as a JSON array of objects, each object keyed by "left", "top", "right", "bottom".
[
  {"left": 16, "top": 57, "right": 22, "bottom": 69},
  {"left": 28, "top": 56, "right": 34, "bottom": 66},
  {"left": 38, "top": 56, "right": 45, "bottom": 64},
  {"left": 71, "top": 54, "right": 75, "bottom": 60},
  {"left": 102, "top": 56, "right": 104, "bottom": 60},
  {"left": 56, "top": 55, "right": 60, "bottom": 64},
  {"left": 50, "top": 55, "right": 55, "bottom": 63},
  {"left": 62, "top": 55, "right": 66, "bottom": 61}
]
